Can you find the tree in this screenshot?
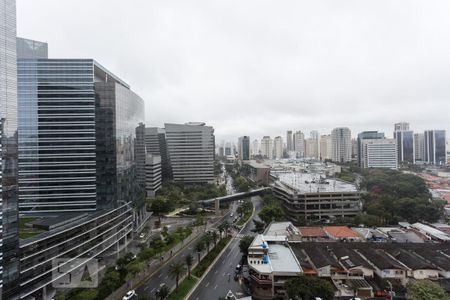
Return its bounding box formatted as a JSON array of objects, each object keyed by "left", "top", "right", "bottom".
[
  {"left": 185, "top": 254, "right": 193, "bottom": 278},
  {"left": 252, "top": 219, "right": 265, "bottom": 233},
  {"left": 195, "top": 240, "right": 205, "bottom": 262},
  {"left": 150, "top": 196, "right": 173, "bottom": 221},
  {"left": 239, "top": 236, "right": 254, "bottom": 256},
  {"left": 407, "top": 280, "right": 450, "bottom": 300},
  {"left": 218, "top": 223, "right": 226, "bottom": 238},
  {"left": 284, "top": 276, "right": 334, "bottom": 300},
  {"left": 97, "top": 268, "right": 122, "bottom": 299},
  {"left": 211, "top": 231, "right": 218, "bottom": 246},
  {"left": 156, "top": 285, "right": 170, "bottom": 299},
  {"left": 169, "top": 262, "right": 185, "bottom": 290},
  {"left": 234, "top": 176, "right": 250, "bottom": 192},
  {"left": 258, "top": 205, "right": 284, "bottom": 225},
  {"left": 203, "top": 234, "right": 212, "bottom": 252}
]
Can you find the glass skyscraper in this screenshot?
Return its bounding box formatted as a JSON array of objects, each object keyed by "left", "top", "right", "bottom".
[
  {"left": 18, "top": 42, "right": 146, "bottom": 213},
  {"left": 424, "top": 130, "right": 447, "bottom": 165},
  {"left": 0, "top": 0, "right": 19, "bottom": 298},
  {"left": 394, "top": 130, "right": 415, "bottom": 164}
]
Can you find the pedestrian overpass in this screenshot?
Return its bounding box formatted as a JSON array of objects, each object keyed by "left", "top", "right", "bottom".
[{"left": 199, "top": 187, "right": 271, "bottom": 209}]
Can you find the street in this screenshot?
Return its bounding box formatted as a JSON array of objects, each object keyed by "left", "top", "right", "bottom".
[
  {"left": 187, "top": 196, "right": 263, "bottom": 300},
  {"left": 134, "top": 200, "right": 241, "bottom": 299}
]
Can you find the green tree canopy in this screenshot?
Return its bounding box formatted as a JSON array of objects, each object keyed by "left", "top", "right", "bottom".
[
  {"left": 407, "top": 280, "right": 450, "bottom": 300},
  {"left": 284, "top": 276, "right": 334, "bottom": 300},
  {"left": 239, "top": 235, "right": 254, "bottom": 256}
]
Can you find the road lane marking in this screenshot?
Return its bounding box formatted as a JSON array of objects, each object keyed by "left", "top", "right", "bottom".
[
  {"left": 205, "top": 282, "right": 210, "bottom": 287},
  {"left": 150, "top": 288, "right": 155, "bottom": 293},
  {"left": 214, "top": 270, "right": 218, "bottom": 274},
  {"left": 164, "top": 275, "right": 169, "bottom": 280},
  {"left": 158, "top": 273, "right": 162, "bottom": 278},
  {"left": 214, "top": 284, "right": 218, "bottom": 289}
]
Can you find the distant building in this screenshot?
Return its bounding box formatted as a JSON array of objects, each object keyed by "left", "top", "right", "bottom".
[
  {"left": 361, "top": 139, "right": 398, "bottom": 169},
  {"left": 424, "top": 130, "right": 447, "bottom": 165},
  {"left": 320, "top": 134, "right": 332, "bottom": 160},
  {"left": 286, "top": 130, "right": 293, "bottom": 151},
  {"left": 238, "top": 136, "right": 250, "bottom": 160},
  {"left": 165, "top": 122, "right": 215, "bottom": 183},
  {"left": 305, "top": 138, "right": 319, "bottom": 159},
  {"left": 145, "top": 154, "right": 162, "bottom": 197},
  {"left": 394, "top": 129, "right": 415, "bottom": 164},
  {"left": 145, "top": 127, "right": 172, "bottom": 180},
  {"left": 414, "top": 133, "right": 425, "bottom": 162},
  {"left": 225, "top": 142, "right": 232, "bottom": 156},
  {"left": 394, "top": 122, "right": 410, "bottom": 131},
  {"left": 331, "top": 127, "right": 352, "bottom": 163},
  {"left": 357, "top": 131, "right": 385, "bottom": 167},
  {"left": 260, "top": 136, "right": 273, "bottom": 159},
  {"left": 293, "top": 131, "right": 305, "bottom": 158},
  {"left": 273, "top": 136, "right": 283, "bottom": 159},
  {"left": 251, "top": 139, "right": 259, "bottom": 157}
]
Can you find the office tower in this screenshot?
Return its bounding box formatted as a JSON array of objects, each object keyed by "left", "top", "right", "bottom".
[
  {"left": 224, "top": 142, "right": 232, "bottom": 156},
  {"left": 238, "top": 136, "right": 250, "bottom": 160},
  {"left": 17, "top": 37, "right": 47, "bottom": 59},
  {"left": 310, "top": 130, "right": 319, "bottom": 140},
  {"left": 0, "top": 0, "right": 19, "bottom": 297},
  {"left": 361, "top": 139, "right": 398, "bottom": 169},
  {"left": 424, "top": 130, "right": 447, "bottom": 165},
  {"left": 145, "top": 154, "right": 162, "bottom": 197},
  {"left": 135, "top": 123, "right": 146, "bottom": 189},
  {"left": 293, "top": 131, "right": 305, "bottom": 157},
  {"left": 357, "top": 131, "right": 385, "bottom": 167},
  {"left": 145, "top": 127, "right": 172, "bottom": 180},
  {"left": 331, "top": 127, "right": 352, "bottom": 163},
  {"left": 351, "top": 138, "right": 358, "bottom": 159},
  {"left": 260, "top": 136, "right": 273, "bottom": 159},
  {"left": 394, "top": 130, "right": 415, "bottom": 164},
  {"left": 165, "top": 122, "right": 215, "bottom": 183},
  {"left": 394, "top": 122, "right": 410, "bottom": 131},
  {"left": 319, "top": 135, "right": 332, "bottom": 160},
  {"left": 286, "top": 130, "right": 293, "bottom": 151},
  {"left": 18, "top": 41, "right": 145, "bottom": 212},
  {"left": 414, "top": 133, "right": 425, "bottom": 162},
  {"left": 305, "top": 138, "right": 319, "bottom": 159},
  {"left": 218, "top": 145, "right": 224, "bottom": 157},
  {"left": 251, "top": 139, "right": 259, "bottom": 156},
  {"left": 273, "top": 136, "right": 283, "bottom": 159}
]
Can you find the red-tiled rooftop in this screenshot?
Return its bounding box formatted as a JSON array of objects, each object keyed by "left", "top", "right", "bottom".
[
  {"left": 298, "top": 226, "right": 327, "bottom": 238},
  {"left": 324, "top": 226, "right": 360, "bottom": 238}
]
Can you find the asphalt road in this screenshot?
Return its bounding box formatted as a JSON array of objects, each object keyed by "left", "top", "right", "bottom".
[
  {"left": 187, "top": 196, "right": 263, "bottom": 300},
  {"left": 134, "top": 203, "right": 240, "bottom": 300}
]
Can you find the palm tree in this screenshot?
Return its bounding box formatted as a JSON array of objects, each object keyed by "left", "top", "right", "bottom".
[
  {"left": 156, "top": 285, "right": 169, "bottom": 299},
  {"left": 218, "top": 223, "right": 225, "bottom": 238},
  {"left": 195, "top": 241, "right": 204, "bottom": 263},
  {"left": 204, "top": 235, "right": 212, "bottom": 252},
  {"left": 211, "top": 231, "right": 218, "bottom": 246},
  {"left": 185, "top": 254, "right": 193, "bottom": 278},
  {"left": 169, "top": 262, "right": 185, "bottom": 290}
]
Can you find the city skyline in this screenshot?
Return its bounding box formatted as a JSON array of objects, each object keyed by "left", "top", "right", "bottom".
[{"left": 16, "top": 0, "right": 450, "bottom": 142}]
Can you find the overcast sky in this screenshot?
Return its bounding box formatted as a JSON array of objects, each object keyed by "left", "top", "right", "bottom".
[{"left": 17, "top": 0, "right": 450, "bottom": 143}]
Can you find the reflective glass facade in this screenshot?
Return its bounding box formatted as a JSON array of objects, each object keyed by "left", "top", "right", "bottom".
[
  {"left": 394, "top": 130, "right": 414, "bottom": 163},
  {"left": 425, "top": 130, "right": 447, "bottom": 165},
  {"left": 95, "top": 81, "right": 145, "bottom": 209},
  {"left": 18, "top": 59, "right": 97, "bottom": 213},
  {"left": 0, "top": 0, "right": 20, "bottom": 298}
]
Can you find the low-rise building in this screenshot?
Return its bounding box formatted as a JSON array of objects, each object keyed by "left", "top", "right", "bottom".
[
  {"left": 271, "top": 172, "right": 361, "bottom": 221},
  {"left": 247, "top": 234, "right": 302, "bottom": 300},
  {"left": 242, "top": 160, "right": 271, "bottom": 186},
  {"left": 323, "top": 226, "right": 362, "bottom": 242}
]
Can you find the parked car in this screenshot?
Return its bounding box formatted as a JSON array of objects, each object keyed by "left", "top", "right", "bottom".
[{"left": 122, "top": 290, "right": 137, "bottom": 300}]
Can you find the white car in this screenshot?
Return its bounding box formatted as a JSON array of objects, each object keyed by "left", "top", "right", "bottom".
[
  {"left": 122, "top": 290, "right": 137, "bottom": 300},
  {"left": 139, "top": 233, "right": 145, "bottom": 239}
]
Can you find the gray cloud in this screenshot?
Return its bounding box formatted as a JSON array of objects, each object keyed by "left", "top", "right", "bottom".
[{"left": 17, "top": 0, "right": 450, "bottom": 142}]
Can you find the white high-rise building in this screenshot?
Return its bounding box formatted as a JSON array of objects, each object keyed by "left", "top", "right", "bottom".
[
  {"left": 305, "top": 138, "right": 319, "bottom": 159},
  {"left": 273, "top": 136, "right": 283, "bottom": 159},
  {"left": 293, "top": 131, "right": 305, "bottom": 157},
  {"left": 310, "top": 130, "right": 319, "bottom": 140},
  {"left": 319, "top": 135, "right": 332, "bottom": 160},
  {"left": 251, "top": 139, "right": 259, "bottom": 156},
  {"left": 165, "top": 122, "right": 215, "bottom": 183},
  {"left": 260, "top": 136, "right": 273, "bottom": 159},
  {"left": 361, "top": 139, "right": 398, "bottom": 169},
  {"left": 145, "top": 154, "right": 162, "bottom": 197},
  {"left": 331, "top": 127, "right": 352, "bottom": 163}
]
